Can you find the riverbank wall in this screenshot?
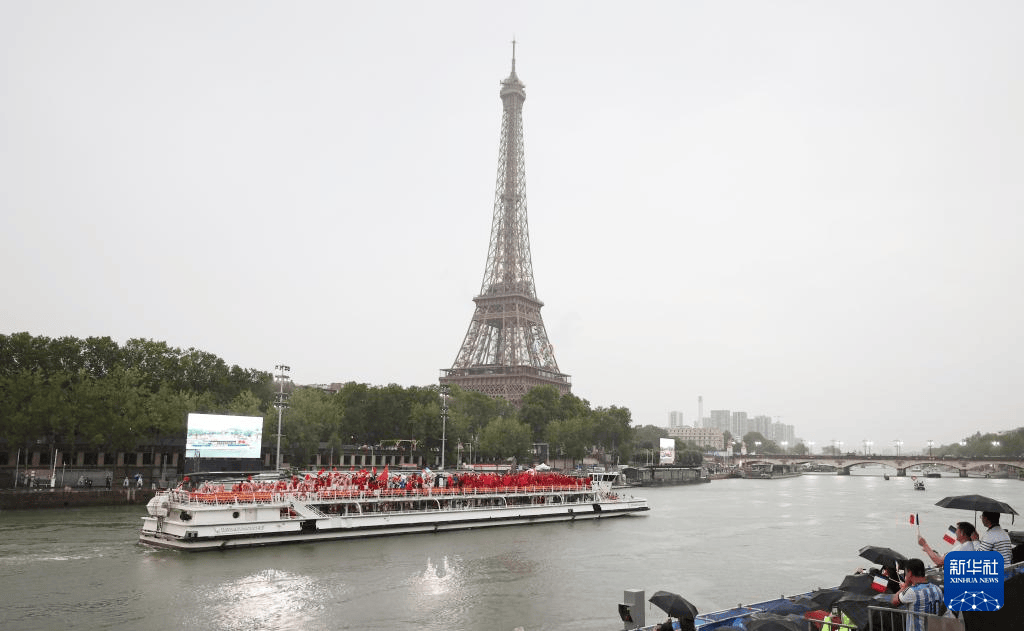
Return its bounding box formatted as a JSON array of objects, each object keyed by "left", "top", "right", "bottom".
[{"left": 0, "top": 488, "right": 157, "bottom": 510}]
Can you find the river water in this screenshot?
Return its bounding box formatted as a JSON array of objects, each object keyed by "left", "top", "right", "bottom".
[{"left": 1, "top": 474, "right": 1020, "bottom": 631}]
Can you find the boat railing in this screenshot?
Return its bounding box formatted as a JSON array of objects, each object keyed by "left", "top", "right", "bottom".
[{"left": 166, "top": 483, "right": 598, "bottom": 506}]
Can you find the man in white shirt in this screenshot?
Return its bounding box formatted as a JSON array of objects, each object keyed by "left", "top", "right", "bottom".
[{"left": 917, "top": 521, "right": 976, "bottom": 566}]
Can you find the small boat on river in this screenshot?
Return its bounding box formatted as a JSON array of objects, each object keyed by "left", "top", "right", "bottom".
[{"left": 139, "top": 469, "right": 648, "bottom": 551}]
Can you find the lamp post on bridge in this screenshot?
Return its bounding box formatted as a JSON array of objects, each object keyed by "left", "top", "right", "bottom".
[
  {"left": 927, "top": 440, "right": 933, "bottom": 458},
  {"left": 863, "top": 439, "right": 873, "bottom": 456},
  {"left": 893, "top": 439, "right": 903, "bottom": 458}
]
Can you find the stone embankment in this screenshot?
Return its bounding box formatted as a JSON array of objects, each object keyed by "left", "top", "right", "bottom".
[{"left": 0, "top": 488, "right": 157, "bottom": 510}]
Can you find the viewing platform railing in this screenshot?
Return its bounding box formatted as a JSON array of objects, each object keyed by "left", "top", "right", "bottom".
[{"left": 165, "top": 483, "right": 597, "bottom": 506}]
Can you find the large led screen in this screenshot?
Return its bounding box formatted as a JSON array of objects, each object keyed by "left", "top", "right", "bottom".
[
  {"left": 659, "top": 437, "right": 675, "bottom": 465},
  {"left": 185, "top": 413, "right": 263, "bottom": 460}
]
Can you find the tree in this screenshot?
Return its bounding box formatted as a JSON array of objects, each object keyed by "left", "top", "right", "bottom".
[
  {"left": 633, "top": 424, "right": 668, "bottom": 450},
  {"left": 478, "top": 416, "right": 531, "bottom": 461},
  {"left": 518, "top": 385, "right": 562, "bottom": 438},
  {"left": 591, "top": 406, "right": 633, "bottom": 464},
  {"left": 546, "top": 416, "right": 594, "bottom": 467},
  {"left": 742, "top": 432, "right": 778, "bottom": 454},
  {"left": 676, "top": 447, "right": 704, "bottom": 467}
]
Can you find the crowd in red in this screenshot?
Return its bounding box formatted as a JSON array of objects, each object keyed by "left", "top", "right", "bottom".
[{"left": 178, "top": 467, "right": 590, "bottom": 495}]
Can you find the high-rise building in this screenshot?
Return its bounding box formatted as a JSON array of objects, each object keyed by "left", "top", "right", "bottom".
[
  {"left": 730, "top": 411, "right": 749, "bottom": 436},
  {"left": 668, "top": 411, "right": 684, "bottom": 428},
  {"left": 440, "top": 48, "right": 570, "bottom": 405},
  {"left": 708, "top": 410, "right": 731, "bottom": 431}
]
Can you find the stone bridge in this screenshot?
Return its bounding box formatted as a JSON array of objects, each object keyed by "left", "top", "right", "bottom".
[{"left": 734, "top": 454, "right": 1024, "bottom": 477}]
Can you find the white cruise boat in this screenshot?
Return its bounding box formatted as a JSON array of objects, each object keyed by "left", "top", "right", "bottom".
[{"left": 139, "top": 470, "right": 648, "bottom": 551}]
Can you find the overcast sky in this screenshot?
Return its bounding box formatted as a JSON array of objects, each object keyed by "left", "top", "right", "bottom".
[{"left": 3, "top": 2, "right": 1022, "bottom": 454}]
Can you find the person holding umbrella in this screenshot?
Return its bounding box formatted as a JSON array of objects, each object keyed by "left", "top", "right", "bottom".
[
  {"left": 976, "top": 511, "right": 1013, "bottom": 565},
  {"left": 648, "top": 591, "right": 697, "bottom": 631}
]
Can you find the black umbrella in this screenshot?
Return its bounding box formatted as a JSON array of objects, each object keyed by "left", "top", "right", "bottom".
[
  {"left": 838, "top": 573, "right": 876, "bottom": 595},
  {"left": 795, "top": 588, "right": 847, "bottom": 611},
  {"left": 858, "top": 545, "right": 908, "bottom": 567},
  {"left": 834, "top": 592, "right": 876, "bottom": 629},
  {"left": 648, "top": 590, "right": 698, "bottom": 621},
  {"left": 744, "top": 613, "right": 806, "bottom": 631},
  {"left": 935, "top": 494, "right": 1018, "bottom": 516}
]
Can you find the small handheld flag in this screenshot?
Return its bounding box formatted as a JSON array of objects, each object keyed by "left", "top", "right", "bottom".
[
  {"left": 943, "top": 525, "right": 957, "bottom": 545},
  {"left": 909, "top": 514, "right": 920, "bottom": 525},
  {"left": 871, "top": 574, "right": 889, "bottom": 593}
]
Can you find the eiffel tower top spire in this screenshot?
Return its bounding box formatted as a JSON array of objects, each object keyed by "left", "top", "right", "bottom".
[
  {"left": 483, "top": 40, "right": 531, "bottom": 301},
  {"left": 440, "top": 50, "right": 571, "bottom": 405}
]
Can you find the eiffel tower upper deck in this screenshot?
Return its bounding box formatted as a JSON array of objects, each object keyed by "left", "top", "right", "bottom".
[{"left": 440, "top": 47, "right": 571, "bottom": 404}]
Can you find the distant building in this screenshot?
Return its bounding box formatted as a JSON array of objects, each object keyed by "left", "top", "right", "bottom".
[
  {"left": 668, "top": 411, "right": 684, "bottom": 428},
  {"left": 749, "top": 415, "right": 771, "bottom": 436},
  {"left": 771, "top": 422, "right": 795, "bottom": 444},
  {"left": 731, "top": 411, "right": 748, "bottom": 436},
  {"left": 668, "top": 426, "right": 725, "bottom": 451},
  {"left": 708, "top": 410, "right": 731, "bottom": 431}
]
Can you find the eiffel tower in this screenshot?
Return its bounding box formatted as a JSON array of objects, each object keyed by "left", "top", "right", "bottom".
[{"left": 440, "top": 47, "right": 571, "bottom": 405}]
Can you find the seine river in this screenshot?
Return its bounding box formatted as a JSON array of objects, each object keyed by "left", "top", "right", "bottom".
[{"left": 1, "top": 473, "right": 1021, "bottom": 631}]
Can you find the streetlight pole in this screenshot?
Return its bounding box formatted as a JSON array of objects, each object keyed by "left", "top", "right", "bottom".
[
  {"left": 439, "top": 384, "right": 449, "bottom": 470},
  {"left": 893, "top": 439, "right": 902, "bottom": 458},
  {"left": 927, "top": 440, "right": 933, "bottom": 459},
  {"left": 274, "top": 364, "right": 290, "bottom": 471}
]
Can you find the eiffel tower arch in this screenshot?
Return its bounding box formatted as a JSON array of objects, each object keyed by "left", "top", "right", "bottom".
[{"left": 440, "top": 49, "right": 571, "bottom": 405}]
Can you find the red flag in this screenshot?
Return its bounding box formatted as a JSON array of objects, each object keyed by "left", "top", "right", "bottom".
[
  {"left": 871, "top": 574, "right": 888, "bottom": 593},
  {"left": 942, "top": 525, "right": 957, "bottom": 544},
  {"left": 379, "top": 465, "right": 389, "bottom": 484},
  {"left": 909, "top": 513, "right": 920, "bottom": 525}
]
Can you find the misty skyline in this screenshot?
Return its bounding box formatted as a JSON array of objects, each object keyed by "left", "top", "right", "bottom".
[{"left": 3, "top": 2, "right": 1022, "bottom": 454}]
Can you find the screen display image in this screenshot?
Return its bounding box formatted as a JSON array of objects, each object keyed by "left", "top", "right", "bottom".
[
  {"left": 659, "top": 437, "right": 675, "bottom": 465},
  {"left": 186, "top": 413, "right": 263, "bottom": 460}
]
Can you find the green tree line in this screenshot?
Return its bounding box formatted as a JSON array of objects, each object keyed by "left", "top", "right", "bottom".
[
  {"left": 0, "top": 333, "right": 657, "bottom": 469},
  {"left": 277, "top": 382, "right": 639, "bottom": 468},
  {"left": 0, "top": 333, "right": 272, "bottom": 457}
]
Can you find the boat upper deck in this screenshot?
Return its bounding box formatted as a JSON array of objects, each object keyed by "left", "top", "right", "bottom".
[{"left": 162, "top": 483, "right": 607, "bottom": 507}]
